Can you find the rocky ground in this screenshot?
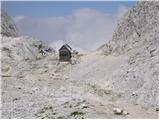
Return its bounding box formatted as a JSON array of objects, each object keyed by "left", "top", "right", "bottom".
[
  {"left": 1, "top": 1, "right": 159, "bottom": 119},
  {"left": 98, "top": 1, "right": 159, "bottom": 108},
  {"left": 1, "top": 52, "right": 159, "bottom": 118}
]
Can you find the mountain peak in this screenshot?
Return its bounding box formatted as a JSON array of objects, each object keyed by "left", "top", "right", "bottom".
[{"left": 1, "top": 10, "right": 19, "bottom": 37}]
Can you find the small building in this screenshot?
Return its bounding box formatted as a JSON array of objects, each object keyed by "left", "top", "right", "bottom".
[{"left": 59, "top": 44, "right": 72, "bottom": 61}]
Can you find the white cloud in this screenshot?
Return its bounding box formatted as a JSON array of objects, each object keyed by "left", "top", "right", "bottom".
[
  {"left": 13, "top": 5, "right": 130, "bottom": 53},
  {"left": 13, "top": 16, "right": 26, "bottom": 23},
  {"left": 65, "top": 8, "right": 116, "bottom": 52}
]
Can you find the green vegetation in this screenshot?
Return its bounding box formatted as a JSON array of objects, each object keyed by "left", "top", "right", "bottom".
[{"left": 70, "top": 111, "right": 85, "bottom": 116}]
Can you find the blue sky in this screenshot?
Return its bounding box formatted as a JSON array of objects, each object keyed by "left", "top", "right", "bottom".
[
  {"left": 2, "top": 1, "right": 137, "bottom": 53},
  {"left": 2, "top": 1, "right": 136, "bottom": 17}
]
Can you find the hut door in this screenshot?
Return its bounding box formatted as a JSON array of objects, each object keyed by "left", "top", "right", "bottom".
[{"left": 60, "top": 51, "right": 69, "bottom": 61}]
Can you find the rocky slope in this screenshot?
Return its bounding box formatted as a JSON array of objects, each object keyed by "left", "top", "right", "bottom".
[
  {"left": 99, "top": 1, "right": 159, "bottom": 107},
  {"left": 1, "top": 36, "right": 56, "bottom": 78},
  {"left": 1, "top": 1, "right": 159, "bottom": 119},
  {"left": 1, "top": 10, "right": 19, "bottom": 37},
  {"left": 1, "top": 10, "right": 56, "bottom": 78}
]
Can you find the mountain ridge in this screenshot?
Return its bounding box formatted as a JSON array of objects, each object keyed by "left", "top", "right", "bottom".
[
  {"left": 1, "top": 1, "right": 159, "bottom": 118},
  {"left": 98, "top": 1, "right": 159, "bottom": 107}
]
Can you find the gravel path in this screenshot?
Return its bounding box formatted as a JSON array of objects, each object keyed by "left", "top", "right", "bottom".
[{"left": 1, "top": 54, "right": 158, "bottom": 118}]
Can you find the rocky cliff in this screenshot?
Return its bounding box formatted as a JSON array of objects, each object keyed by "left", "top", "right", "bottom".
[
  {"left": 1, "top": 10, "right": 19, "bottom": 37},
  {"left": 99, "top": 1, "right": 158, "bottom": 56},
  {"left": 99, "top": 1, "right": 159, "bottom": 107}
]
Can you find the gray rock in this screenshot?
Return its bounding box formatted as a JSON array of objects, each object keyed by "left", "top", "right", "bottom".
[
  {"left": 113, "top": 108, "right": 123, "bottom": 115},
  {"left": 99, "top": 1, "right": 158, "bottom": 107},
  {"left": 1, "top": 10, "right": 19, "bottom": 37}
]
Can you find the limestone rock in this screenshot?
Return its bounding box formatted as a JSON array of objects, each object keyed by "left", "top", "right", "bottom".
[
  {"left": 113, "top": 108, "right": 123, "bottom": 115},
  {"left": 99, "top": 1, "right": 159, "bottom": 107},
  {"left": 1, "top": 10, "right": 19, "bottom": 37},
  {"left": 113, "top": 108, "right": 129, "bottom": 116}
]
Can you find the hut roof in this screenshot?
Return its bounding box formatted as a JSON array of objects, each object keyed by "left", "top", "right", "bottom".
[{"left": 59, "top": 44, "right": 72, "bottom": 51}]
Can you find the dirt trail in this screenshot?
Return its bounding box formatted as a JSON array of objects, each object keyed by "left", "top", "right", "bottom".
[
  {"left": 2, "top": 53, "right": 158, "bottom": 118},
  {"left": 54, "top": 52, "right": 158, "bottom": 118}
]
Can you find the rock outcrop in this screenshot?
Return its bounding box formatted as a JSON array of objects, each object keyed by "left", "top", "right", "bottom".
[
  {"left": 99, "top": 1, "right": 159, "bottom": 107},
  {"left": 99, "top": 1, "right": 158, "bottom": 56},
  {"left": 1, "top": 10, "right": 56, "bottom": 77},
  {"left": 1, "top": 10, "right": 19, "bottom": 37}
]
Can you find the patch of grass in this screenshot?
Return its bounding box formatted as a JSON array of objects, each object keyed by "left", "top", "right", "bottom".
[
  {"left": 91, "top": 84, "right": 96, "bottom": 89},
  {"left": 70, "top": 111, "right": 85, "bottom": 116}
]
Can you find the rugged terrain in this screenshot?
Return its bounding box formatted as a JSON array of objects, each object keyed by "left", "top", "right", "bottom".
[
  {"left": 1, "top": 1, "right": 159, "bottom": 119},
  {"left": 98, "top": 1, "right": 159, "bottom": 108}
]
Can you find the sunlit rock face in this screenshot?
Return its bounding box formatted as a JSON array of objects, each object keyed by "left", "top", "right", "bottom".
[
  {"left": 99, "top": 1, "right": 158, "bottom": 56},
  {"left": 1, "top": 10, "right": 56, "bottom": 77},
  {"left": 1, "top": 10, "right": 19, "bottom": 37},
  {"left": 99, "top": 1, "right": 159, "bottom": 107}
]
